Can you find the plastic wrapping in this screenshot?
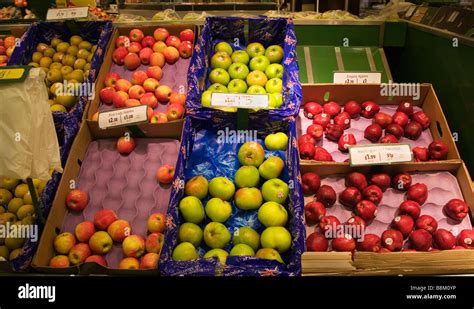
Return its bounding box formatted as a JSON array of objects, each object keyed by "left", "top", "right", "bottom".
[
  {"left": 186, "top": 16, "right": 301, "bottom": 119},
  {"left": 159, "top": 113, "right": 305, "bottom": 276},
  {"left": 151, "top": 9, "right": 181, "bottom": 21}
]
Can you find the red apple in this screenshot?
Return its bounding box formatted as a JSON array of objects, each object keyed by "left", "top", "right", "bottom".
[
  {"left": 156, "top": 164, "right": 175, "bottom": 184},
  {"left": 360, "top": 101, "right": 380, "bottom": 119},
  {"left": 115, "top": 35, "right": 130, "bottom": 48},
  {"left": 325, "top": 123, "right": 344, "bottom": 141},
  {"left": 345, "top": 172, "right": 368, "bottom": 191},
  {"left": 332, "top": 234, "right": 356, "bottom": 252},
  {"left": 141, "top": 35, "right": 155, "bottom": 48},
  {"left": 124, "top": 53, "right": 141, "bottom": 70},
  {"left": 313, "top": 146, "right": 333, "bottom": 162},
  {"left": 131, "top": 70, "right": 148, "bottom": 85},
  {"left": 406, "top": 183, "right": 428, "bottom": 205},
  {"left": 338, "top": 133, "right": 356, "bottom": 152},
  {"left": 94, "top": 209, "right": 118, "bottom": 230},
  {"left": 343, "top": 100, "right": 361, "bottom": 118},
  {"left": 373, "top": 112, "right": 393, "bottom": 129},
  {"left": 304, "top": 201, "right": 326, "bottom": 225},
  {"left": 139, "top": 47, "right": 154, "bottom": 65},
  {"left": 380, "top": 134, "right": 398, "bottom": 144},
  {"left": 306, "top": 124, "right": 324, "bottom": 141},
  {"left": 381, "top": 230, "right": 404, "bottom": 251},
  {"left": 412, "top": 111, "right": 431, "bottom": 129},
  {"left": 415, "top": 215, "right": 438, "bottom": 234},
  {"left": 323, "top": 101, "right": 341, "bottom": 118},
  {"left": 150, "top": 112, "right": 168, "bottom": 124},
  {"left": 344, "top": 216, "right": 366, "bottom": 231},
  {"left": 385, "top": 123, "right": 404, "bottom": 140},
  {"left": 127, "top": 42, "right": 142, "bottom": 54},
  {"left": 140, "top": 92, "right": 158, "bottom": 109},
  {"left": 364, "top": 123, "right": 382, "bottom": 143},
  {"left": 357, "top": 234, "right": 381, "bottom": 252},
  {"left": 316, "top": 185, "right": 336, "bottom": 207},
  {"left": 433, "top": 229, "right": 456, "bottom": 250},
  {"left": 85, "top": 255, "right": 108, "bottom": 267},
  {"left": 303, "top": 102, "right": 322, "bottom": 119},
  {"left": 166, "top": 103, "right": 184, "bottom": 121},
  {"left": 362, "top": 185, "right": 383, "bottom": 205},
  {"left": 170, "top": 93, "right": 186, "bottom": 106},
  {"left": 392, "top": 173, "right": 412, "bottom": 191},
  {"left": 165, "top": 35, "right": 181, "bottom": 49},
  {"left": 456, "top": 229, "right": 474, "bottom": 249},
  {"left": 397, "top": 102, "right": 414, "bottom": 116},
  {"left": 306, "top": 232, "right": 329, "bottom": 252},
  {"left": 334, "top": 112, "right": 351, "bottom": 129},
  {"left": 129, "top": 29, "right": 144, "bottom": 43},
  {"left": 409, "top": 229, "right": 432, "bottom": 251},
  {"left": 319, "top": 215, "right": 340, "bottom": 235},
  {"left": 116, "top": 136, "right": 136, "bottom": 155},
  {"left": 112, "top": 47, "right": 128, "bottom": 65},
  {"left": 298, "top": 134, "right": 316, "bottom": 147},
  {"left": 428, "top": 140, "right": 448, "bottom": 160},
  {"left": 179, "top": 29, "right": 194, "bottom": 42},
  {"left": 66, "top": 189, "right": 88, "bottom": 212},
  {"left": 398, "top": 200, "right": 421, "bottom": 219},
  {"left": 413, "top": 147, "right": 429, "bottom": 162},
  {"left": 99, "top": 87, "right": 116, "bottom": 105},
  {"left": 355, "top": 200, "right": 377, "bottom": 221},
  {"left": 370, "top": 173, "right": 391, "bottom": 191},
  {"left": 443, "top": 199, "right": 469, "bottom": 221},
  {"left": 112, "top": 91, "right": 129, "bottom": 108},
  {"left": 392, "top": 111, "right": 409, "bottom": 128},
  {"left": 391, "top": 215, "right": 414, "bottom": 238},
  {"left": 404, "top": 121, "right": 423, "bottom": 140},
  {"left": 155, "top": 85, "right": 172, "bottom": 103},
  {"left": 178, "top": 41, "right": 193, "bottom": 59},
  {"left": 339, "top": 187, "right": 362, "bottom": 208},
  {"left": 153, "top": 28, "right": 169, "bottom": 41},
  {"left": 299, "top": 142, "right": 315, "bottom": 160},
  {"left": 301, "top": 172, "right": 321, "bottom": 195},
  {"left": 312, "top": 113, "right": 330, "bottom": 129},
  {"left": 104, "top": 72, "right": 121, "bottom": 88}
]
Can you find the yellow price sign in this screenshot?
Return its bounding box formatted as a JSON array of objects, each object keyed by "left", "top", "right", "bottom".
[{"left": 0, "top": 66, "right": 29, "bottom": 83}]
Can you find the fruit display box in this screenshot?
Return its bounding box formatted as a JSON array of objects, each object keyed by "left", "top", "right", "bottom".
[
  {"left": 159, "top": 114, "right": 305, "bottom": 276},
  {"left": 300, "top": 162, "right": 474, "bottom": 276},
  {"left": 9, "top": 21, "right": 113, "bottom": 147},
  {"left": 297, "top": 84, "right": 461, "bottom": 164},
  {"left": 32, "top": 120, "right": 182, "bottom": 274},
  {"left": 86, "top": 24, "right": 196, "bottom": 130},
  {"left": 185, "top": 16, "right": 302, "bottom": 118}
]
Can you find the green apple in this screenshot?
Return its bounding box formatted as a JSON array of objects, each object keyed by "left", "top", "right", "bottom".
[
  {"left": 256, "top": 248, "right": 284, "bottom": 263},
  {"left": 208, "top": 83, "right": 228, "bottom": 93},
  {"left": 228, "top": 79, "right": 248, "bottom": 93},
  {"left": 265, "top": 63, "right": 284, "bottom": 79},
  {"left": 264, "top": 132, "right": 288, "bottom": 150},
  {"left": 209, "top": 177, "right": 235, "bottom": 201},
  {"left": 237, "top": 142, "right": 265, "bottom": 167},
  {"left": 228, "top": 62, "right": 249, "bottom": 80},
  {"left": 265, "top": 78, "right": 283, "bottom": 94},
  {"left": 60, "top": 65, "right": 73, "bottom": 77},
  {"left": 258, "top": 201, "right": 288, "bottom": 227},
  {"left": 233, "top": 226, "right": 260, "bottom": 251},
  {"left": 201, "top": 90, "right": 213, "bottom": 107},
  {"left": 47, "top": 69, "right": 63, "bottom": 83},
  {"left": 49, "top": 62, "right": 63, "bottom": 71},
  {"left": 268, "top": 93, "right": 283, "bottom": 109},
  {"left": 204, "top": 248, "right": 228, "bottom": 265},
  {"left": 179, "top": 196, "right": 205, "bottom": 224},
  {"left": 235, "top": 187, "right": 263, "bottom": 210},
  {"left": 246, "top": 42, "right": 265, "bottom": 58},
  {"left": 205, "top": 197, "right": 232, "bottom": 223},
  {"left": 172, "top": 242, "right": 199, "bottom": 261},
  {"left": 234, "top": 166, "right": 260, "bottom": 188},
  {"left": 178, "top": 223, "right": 203, "bottom": 247},
  {"left": 265, "top": 45, "right": 284, "bottom": 63},
  {"left": 261, "top": 179, "right": 289, "bottom": 204},
  {"left": 209, "top": 68, "right": 230, "bottom": 86},
  {"left": 211, "top": 52, "right": 232, "bottom": 70},
  {"left": 249, "top": 55, "right": 270, "bottom": 72},
  {"left": 246, "top": 85, "right": 266, "bottom": 95},
  {"left": 215, "top": 42, "right": 233, "bottom": 55},
  {"left": 203, "top": 222, "right": 231, "bottom": 249},
  {"left": 246, "top": 70, "right": 268, "bottom": 87},
  {"left": 230, "top": 244, "right": 255, "bottom": 257},
  {"left": 258, "top": 156, "right": 284, "bottom": 180},
  {"left": 185, "top": 175, "right": 209, "bottom": 199},
  {"left": 260, "top": 226, "right": 291, "bottom": 253},
  {"left": 231, "top": 50, "right": 250, "bottom": 64}
]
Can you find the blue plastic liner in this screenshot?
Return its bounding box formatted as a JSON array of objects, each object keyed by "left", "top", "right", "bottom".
[
  {"left": 7, "top": 21, "right": 112, "bottom": 271},
  {"left": 159, "top": 113, "right": 305, "bottom": 276},
  {"left": 186, "top": 16, "right": 302, "bottom": 119}
]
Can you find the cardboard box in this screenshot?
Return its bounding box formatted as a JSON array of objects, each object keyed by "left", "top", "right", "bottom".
[
  {"left": 298, "top": 84, "right": 462, "bottom": 166},
  {"left": 300, "top": 161, "right": 474, "bottom": 276},
  {"left": 86, "top": 23, "right": 198, "bottom": 134},
  {"left": 32, "top": 119, "right": 183, "bottom": 275}
]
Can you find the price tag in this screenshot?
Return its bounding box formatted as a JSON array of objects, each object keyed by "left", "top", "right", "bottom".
[
  {"left": 0, "top": 66, "right": 30, "bottom": 83},
  {"left": 349, "top": 144, "right": 412, "bottom": 166},
  {"left": 211, "top": 93, "right": 269, "bottom": 109},
  {"left": 333, "top": 72, "right": 382, "bottom": 84},
  {"left": 98, "top": 105, "right": 148, "bottom": 129},
  {"left": 46, "top": 7, "right": 89, "bottom": 21}
]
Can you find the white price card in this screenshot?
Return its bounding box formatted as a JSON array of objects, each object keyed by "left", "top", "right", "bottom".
[
  {"left": 349, "top": 144, "right": 412, "bottom": 166},
  {"left": 46, "top": 7, "right": 89, "bottom": 21},
  {"left": 333, "top": 72, "right": 382, "bottom": 84},
  {"left": 98, "top": 105, "right": 148, "bottom": 130},
  {"left": 211, "top": 93, "right": 269, "bottom": 109}
]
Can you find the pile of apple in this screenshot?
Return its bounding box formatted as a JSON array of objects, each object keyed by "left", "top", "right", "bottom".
[
  {"left": 96, "top": 27, "right": 194, "bottom": 123},
  {"left": 201, "top": 41, "right": 285, "bottom": 109},
  {"left": 303, "top": 171, "right": 474, "bottom": 252},
  {"left": 299, "top": 100, "right": 449, "bottom": 161},
  {"left": 0, "top": 177, "right": 47, "bottom": 262},
  {"left": 26, "top": 35, "right": 96, "bottom": 113},
  {"left": 0, "top": 35, "right": 16, "bottom": 66},
  {"left": 172, "top": 133, "right": 294, "bottom": 265},
  {"left": 48, "top": 189, "right": 166, "bottom": 270}
]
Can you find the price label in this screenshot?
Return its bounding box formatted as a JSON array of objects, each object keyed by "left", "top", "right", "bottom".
[
  {"left": 0, "top": 66, "right": 30, "bottom": 83},
  {"left": 210, "top": 93, "right": 269, "bottom": 109},
  {"left": 46, "top": 7, "right": 89, "bottom": 21},
  {"left": 333, "top": 72, "right": 382, "bottom": 84},
  {"left": 349, "top": 144, "right": 412, "bottom": 166},
  {"left": 98, "top": 105, "right": 148, "bottom": 129}
]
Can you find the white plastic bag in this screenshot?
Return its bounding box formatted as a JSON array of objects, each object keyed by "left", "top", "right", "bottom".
[{"left": 0, "top": 68, "right": 62, "bottom": 181}]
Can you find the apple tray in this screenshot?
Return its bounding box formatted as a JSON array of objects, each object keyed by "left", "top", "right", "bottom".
[
  {"left": 300, "top": 162, "right": 474, "bottom": 276},
  {"left": 159, "top": 113, "right": 305, "bottom": 276},
  {"left": 9, "top": 21, "right": 113, "bottom": 150},
  {"left": 297, "top": 84, "right": 462, "bottom": 165},
  {"left": 32, "top": 120, "right": 182, "bottom": 275},
  {"left": 185, "top": 16, "right": 302, "bottom": 119},
  {"left": 86, "top": 24, "right": 197, "bottom": 130}
]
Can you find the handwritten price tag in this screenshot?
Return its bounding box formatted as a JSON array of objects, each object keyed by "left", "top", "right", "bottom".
[
  {"left": 333, "top": 72, "right": 381, "bottom": 84},
  {"left": 46, "top": 7, "right": 89, "bottom": 21},
  {"left": 98, "top": 105, "right": 148, "bottom": 129},
  {"left": 349, "top": 144, "right": 412, "bottom": 166},
  {"left": 211, "top": 93, "right": 269, "bottom": 109}
]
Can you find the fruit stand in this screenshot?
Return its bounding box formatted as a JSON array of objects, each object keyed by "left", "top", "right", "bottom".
[{"left": 0, "top": 0, "right": 473, "bottom": 282}]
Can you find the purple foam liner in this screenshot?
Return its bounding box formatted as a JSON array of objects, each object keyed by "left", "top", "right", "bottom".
[
  {"left": 99, "top": 58, "right": 191, "bottom": 114},
  {"left": 61, "top": 138, "right": 180, "bottom": 268},
  {"left": 304, "top": 172, "right": 473, "bottom": 250},
  {"left": 297, "top": 105, "right": 434, "bottom": 162}
]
